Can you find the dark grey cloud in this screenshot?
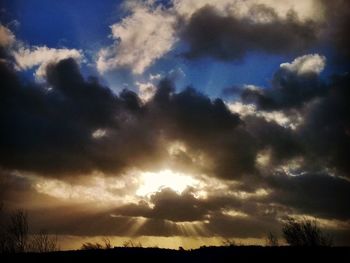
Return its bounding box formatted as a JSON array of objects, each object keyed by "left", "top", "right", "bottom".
[
  {"left": 239, "top": 73, "right": 350, "bottom": 179},
  {"left": 1, "top": 48, "right": 348, "bottom": 185},
  {"left": 149, "top": 80, "right": 258, "bottom": 179},
  {"left": 244, "top": 115, "right": 302, "bottom": 163},
  {"left": 0, "top": 58, "right": 257, "bottom": 179},
  {"left": 115, "top": 188, "right": 208, "bottom": 222},
  {"left": 266, "top": 172, "right": 350, "bottom": 220},
  {"left": 321, "top": 0, "right": 350, "bottom": 61},
  {"left": 297, "top": 73, "right": 350, "bottom": 177},
  {"left": 0, "top": 58, "right": 156, "bottom": 176},
  {"left": 239, "top": 66, "right": 326, "bottom": 110},
  {"left": 179, "top": 1, "right": 350, "bottom": 65},
  {"left": 181, "top": 5, "right": 320, "bottom": 61}
]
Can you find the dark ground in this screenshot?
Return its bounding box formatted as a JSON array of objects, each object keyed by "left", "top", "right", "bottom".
[{"left": 1, "top": 246, "right": 350, "bottom": 262}]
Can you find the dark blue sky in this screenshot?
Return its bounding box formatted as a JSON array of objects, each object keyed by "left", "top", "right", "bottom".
[{"left": 0, "top": 0, "right": 341, "bottom": 97}]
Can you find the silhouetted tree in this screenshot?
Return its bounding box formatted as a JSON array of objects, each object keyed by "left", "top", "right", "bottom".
[
  {"left": 282, "top": 217, "right": 333, "bottom": 247},
  {"left": 0, "top": 202, "right": 6, "bottom": 253},
  {"left": 7, "top": 210, "right": 28, "bottom": 252},
  {"left": 0, "top": 207, "right": 60, "bottom": 253},
  {"left": 265, "top": 232, "right": 279, "bottom": 246},
  {"left": 28, "top": 230, "right": 59, "bottom": 252}
]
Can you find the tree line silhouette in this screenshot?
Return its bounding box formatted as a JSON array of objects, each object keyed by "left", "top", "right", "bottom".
[{"left": 0, "top": 203, "right": 334, "bottom": 254}]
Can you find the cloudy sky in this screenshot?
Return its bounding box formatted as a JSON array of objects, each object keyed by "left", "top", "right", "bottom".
[{"left": 0, "top": 0, "right": 350, "bottom": 249}]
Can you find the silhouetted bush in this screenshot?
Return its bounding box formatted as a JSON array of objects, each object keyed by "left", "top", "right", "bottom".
[
  {"left": 81, "top": 237, "right": 112, "bottom": 250},
  {"left": 123, "top": 240, "right": 142, "bottom": 248},
  {"left": 28, "top": 230, "right": 59, "bottom": 252},
  {"left": 102, "top": 237, "right": 112, "bottom": 249},
  {"left": 282, "top": 217, "right": 333, "bottom": 247},
  {"left": 81, "top": 242, "right": 103, "bottom": 250},
  {"left": 221, "top": 239, "right": 237, "bottom": 247},
  {"left": 265, "top": 232, "right": 279, "bottom": 246}
]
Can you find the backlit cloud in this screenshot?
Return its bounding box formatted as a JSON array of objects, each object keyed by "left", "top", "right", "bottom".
[
  {"left": 13, "top": 46, "right": 84, "bottom": 79},
  {"left": 1, "top": 0, "right": 350, "bottom": 248}
]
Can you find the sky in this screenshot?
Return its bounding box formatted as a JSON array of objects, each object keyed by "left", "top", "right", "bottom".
[{"left": 0, "top": 0, "right": 350, "bottom": 249}]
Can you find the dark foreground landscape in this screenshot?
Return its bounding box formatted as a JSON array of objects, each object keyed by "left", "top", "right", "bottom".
[{"left": 2, "top": 246, "right": 350, "bottom": 263}]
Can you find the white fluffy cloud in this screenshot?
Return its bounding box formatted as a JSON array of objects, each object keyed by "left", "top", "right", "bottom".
[
  {"left": 280, "top": 54, "right": 326, "bottom": 75},
  {"left": 0, "top": 24, "right": 15, "bottom": 47},
  {"left": 96, "top": 4, "right": 176, "bottom": 74},
  {"left": 13, "top": 46, "right": 84, "bottom": 79},
  {"left": 96, "top": 0, "right": 325, "bottom": 75}
]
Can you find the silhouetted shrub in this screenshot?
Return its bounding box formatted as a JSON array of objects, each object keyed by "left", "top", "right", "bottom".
[
  {"left": 123, "top": 240, "right": 142, "bottom": 248},
  {"left": 221, "top": 239, "right": 236, "bottom": 247},
  {"left": 81, "top": 237, "right": 113, "bottom": 250},
  {"left": 81, "top": 242, "right": 103, "bottom": 250},
  {"left": 265, "top": 232, "right": 279, "bottom": 246},
  {"left": 28, "top": 230, "right": 59, "bottom": 252},
  {"left": 102, "top": 237, "right": 112, "bottom": 249},
  {"left": 282, "top": 217, "right": 333, "bottom": 247}
]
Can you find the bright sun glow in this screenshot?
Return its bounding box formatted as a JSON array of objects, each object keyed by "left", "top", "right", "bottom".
[{"left": 136, "top": 169, "right": 198, "bottom": 197}]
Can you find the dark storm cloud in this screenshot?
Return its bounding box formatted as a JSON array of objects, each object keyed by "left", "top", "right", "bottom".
[
  {"left": 297, "top": 73, "right": 350, "bottom": 177},
  {"left": 0, "top": 58, "right": 155, "bottom": 176},
  {"left": 2, "top": 54, "right": 348, "bottom": 182},
  {"left": 222, "top": 35, "right": 349, "bottom": 179},
  {"left": 238, "top": 71, "right": 350, "bottom": 177},
  {"left": 244, "top": 115, "right": 302, "bottom": 163},
  {"left": 150, "top": 79, "right": 241, "bottom": 140},
  {"left": 0, "top": 169, "right": 32, "bottom": 204},
  {"left": 148, "top": 80, "right": 258, "bottom": 179},
  {"left": 181, "top": 5, "right": 320, "bottom": 61},
  {"left": 115, "top": 188, "right": 208, "bottom": 222},
  {"left": 239, "top": 66, "right": 326, "bottom": 110},
  {"left": 113, "top": 186, "right": 281, "bottom": 228},
  {"left": 266, "top": 172, "right": 350, "bottom": 220},
  {"left": 321, "top": 0, "right": 350, "bottom": 61},
  {"left": 0, "top": 58, "right": 258, "bottom": 179}
]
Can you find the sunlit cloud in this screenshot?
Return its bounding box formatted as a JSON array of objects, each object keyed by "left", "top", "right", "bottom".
[
  {"left": 280, "top": 53, "right": 326, "bottom": 75},
  {"left": 136, "top": 169, "right": 199, "bottom": 197},
  {"left": 33, "top": 173, "right": 139, "bottom": 205},
  {"left": 13, "top": 46, "right": 84, "bottom": 79},
  {"left": 228, "top": 188, "right": 270, "bottom": 200},
  {"left": 227, "top": 101, "right": 303, "bottom": 129}
]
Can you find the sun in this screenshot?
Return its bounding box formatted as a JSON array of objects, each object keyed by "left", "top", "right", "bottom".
[{"left": 136, "top": 169, "right": 198, "bottom": 197}]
